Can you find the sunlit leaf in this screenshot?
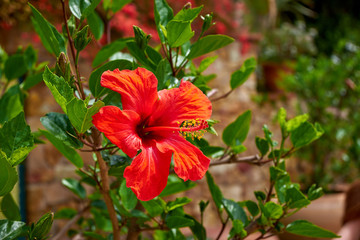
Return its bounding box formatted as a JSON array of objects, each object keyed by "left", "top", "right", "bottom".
[{"left": 286, "top": 220, "right": 339, "bottom": 238}]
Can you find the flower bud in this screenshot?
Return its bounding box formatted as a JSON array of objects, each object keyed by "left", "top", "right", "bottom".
[
  {"left": 133, "top": 26, "right": 151, "bottom": 50},
  {"left": 74, "top": 25, "right": 91, "bottom": 51},
  {"left": 201, "top": 13, "right": 214, "bottom": 34}
]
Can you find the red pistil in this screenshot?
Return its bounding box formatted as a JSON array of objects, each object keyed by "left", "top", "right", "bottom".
[{"left": 143, "top": 119, "right": 209, "bottom": 134}]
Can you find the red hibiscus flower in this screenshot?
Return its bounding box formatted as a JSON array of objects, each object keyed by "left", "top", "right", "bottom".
[{"left": 92, "top": 68, "right": 212, "bottom": 201}]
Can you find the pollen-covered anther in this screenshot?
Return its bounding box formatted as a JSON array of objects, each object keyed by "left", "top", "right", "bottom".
[{"left": 179, "top": 119, "right": 208, "bottom": 139}]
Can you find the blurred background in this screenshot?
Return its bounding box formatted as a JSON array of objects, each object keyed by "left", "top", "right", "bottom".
[{"left": 1, "top": 0, "right": 360, "bottom": 239}]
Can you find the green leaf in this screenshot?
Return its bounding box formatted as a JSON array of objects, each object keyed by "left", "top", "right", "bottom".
[
  {"left": 111, "top": 0, "right": 132, "bottom": 12},
  {"left": 154, "top": 0, "right": 174, "bottom": 43},
  {"left": 120, "top": 180, "right": 138, "bottom": 211},
  {"left": 263, "top": 202, "right": 283, "bottom": 219},
  {"left": 40, "top": 130, "right": 83, "bottom": 168},
  {"left": 167, "top": 197, "right": 192, "bottom": 211},
  {"left": 92, "top": 39, "right": 129, "bottom": 67},
  {"left": 155, "top": 58, "right": 172, "bottom": 90},
  {"left": 173, "top": 6, "right": 203, "bottom": 22},
  {"left": 230, "top": 58, "right": 256, "bottom": 89},
  {"left": 290, "top": 122, "right": 324, "bottom": 148},
  {"left": 286, "top": 186, "right": 311, "bottom": 209},
  {"left": 66, "top": 99, "right": 104, "bottom": 133},
  {"left": 83, "top": 232, "right": 107, "bottom": 240},
  {"left": 159, "top": 175, "right": 196, "bottom": 197},
  {"left": 307, "top": 184, "right": 324, "bottom": 201},
  {"left": 87, "top": 11, "right": 104, "bottom": 40},
  {"left": 277, "top": 107, "right": 287, "bottom": 131},
  {"left": 222, "top": 198, "right": 247, "bottom": 224},
  {"left": 185, "top": 215, "right": 206, "bottom": 240},
  {"left": 198, "top": 55, "right": 218, "bottom": 73},
  {"left": 0, "top": 85, "right": 24, "bottom": 125},
  {"left": 187, "top": 35, "right": 234, "bottom": 59},
  {"left": 274, "top": 174, "right": 291, "bottom": 204},
  {"left": 49, "top": 24, "right": 66, "bottom": 54},
  {"left": 32, "top": 212, "right": 54, "bottom": 240},
  {"left": 69, "top": 0, "right": 101, "bottom": 19},
  {"left": 167, "top": 20, "right": 194, "bottom": 47},
  {"left": 40, "top": 112, "right": 83, "bottom": 149},
  {"left": 21, "top": 72, "right": 44, "bottom": 90},
  {"left": 62, "top": 178, "right": 86, "bottom": 199},
  {"left": 0, "top": 220, "right": 26, "bottom": 240},
  {"left": 29, "top": 3, "right": 64, "bottom": 56},
  {"left": 286, "top": 220, "right": 339, "bottom": 238},
  {"left": 0, "top": 112, "right": 34, "bottom": 166},
  {"left": 146, "top": 46, "right": 162, "bottom": 65},
  {"left": 0, "top": 45, "right": 8, "bottom": 65},
  {"left": 262, "top": 125, "right": 274, "bottom": 146},
  {"left": 166, "top": 216, "right": 194, "bottom": 228},
  {"left": 141, "top": 198, "right": 165, "bottom": 217},
  {"left": 269, "top": 166, "right": 288, "bottom": 182},
  {"left": 43, "top": 66, "right": 74, "bottom": 113},
  {"left": 0, "top": 153, "right": 17, "bottom": 197},
  {"left": 24, "top": 45, "right": 37, "bottom": 69},
  {"left": 205, "top": 171, "right": 223, "bottom": 210},
  {"left": 254, "top": 191, "right": 266, "bottom": 201},
  {"left": 255, "top": 137, "right": 269, "bottom": 156},
  {"left": 126, "top": 41, "right": 155, "bottom": 70},
  {"left": 1, "top": 194, "right": 21, "bottom": 221},
  {"left": 103, "top": 91, "right": 122, "bottom": 108},
  {"left": 54, "top": 208, "right": 77, "bottom": 219},
  {"left": 201, "top": 146, "right": 224, "bottom": 158},
  {"left": 4, "top": 54, "right": 28, "bottom": 81},
  {"left": 89, "top": 59, "right": 133, "bottom": 97},
  {"left": 222, "top": 110, "right": 251, "bottom": 147},
  {"left": 91, "top": 208, "right": 113, "bottom": 232},
  {"left": 231, "top": 145, "right": 247, "bottom": 154},
  {"left": 285, "top": 114, "right": 309, "bottom": 132},
  {"left": 169, "top": 229, "right": 186, "bottom": 240},
  {"left": 245, "top": 200, "right": 259, "bottom": 217},
  {"left": 229, "top": 219, "right": 247, "bottom": 239}
]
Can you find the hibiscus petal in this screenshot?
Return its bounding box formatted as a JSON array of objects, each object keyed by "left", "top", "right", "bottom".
[
  {"left": 150, "top": 81, "right": 212, "bottom": 126},
  {"left": 157, "top": 135, "right": 210, "bottom": 181},
  {"left": 92, "top": 106, "right": 142, "bottom": 158},
  {"left": 101, "top": 68, "right": 158, "bottom": 117},
  {"left": 124, "top": 141, "right": 172, "bottom": 201}
]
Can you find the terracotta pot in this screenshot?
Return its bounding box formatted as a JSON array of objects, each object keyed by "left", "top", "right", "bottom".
[{"left": 261, "top": 61, "right": 295, "bottom": 92}]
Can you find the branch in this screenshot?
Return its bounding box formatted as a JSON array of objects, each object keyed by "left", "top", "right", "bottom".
[
  {"left": 210, "top": 154, "right": 266, "bottom": 167},
  {"left": 210, "top": 89, "right": 233, "bottom": 102},
  {"left": 216, "top": 216, "right": 229, "bottom": 240},
  {"left": 210, "top": 147, "right": 295, "bottom": 167},
  {"left": 92, "top": 128, "right": 121, "bottom": 240},
  {"left": 79, "top": 146, "right": 119, "bottom": 152},
  {"left": 168, "top": 46, "right": 176, "bottom": 77}
]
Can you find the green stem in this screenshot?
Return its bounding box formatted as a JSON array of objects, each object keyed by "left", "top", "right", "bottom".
[{"left": 61, "top": 0, "right": 86, "bottom": 100}]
